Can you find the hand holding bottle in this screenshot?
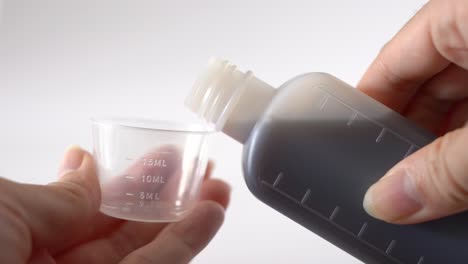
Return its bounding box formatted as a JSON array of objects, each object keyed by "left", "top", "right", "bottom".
[{"left": 359, "top": 0, "right": 468, "bottom": 224}]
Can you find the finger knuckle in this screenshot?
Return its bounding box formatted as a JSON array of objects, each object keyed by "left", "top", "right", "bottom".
[
  {"left": 168, "top": 228, "right": 197, "bottom": 260},
  {"left": 430, "top": 0, "right": 468, "bottom": 64},
  {"left": 121, "top": 254, "right": 155, "bottom": 264},
  {"left": 375, "top": 56, "right": 410, "bottom": 89},
  {"left": 427, "top": 133, "right": 468, "bottom": 206},
  {"left": 110, "top": 229, "right": 143, "bottom": 259},
  {"left": 0, "top": 185, "right": 32, "bottom": 260},
  {"left": 50, "top": 177, "right": 96, "bottom": 218}
]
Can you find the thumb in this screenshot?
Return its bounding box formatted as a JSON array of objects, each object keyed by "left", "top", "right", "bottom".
[
  {"left": 11, "top": 146, "right": 101, "bottom": 250},
  {"left": 363, "top": 127, "right": 468, "bottom": 224}
]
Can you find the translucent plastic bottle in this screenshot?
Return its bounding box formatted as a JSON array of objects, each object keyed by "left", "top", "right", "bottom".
[{"left": 185, "top": 58, "right": 468, "bottom": 264}]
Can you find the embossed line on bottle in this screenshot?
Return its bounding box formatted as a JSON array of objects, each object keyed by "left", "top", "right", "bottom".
[
  {"left": 261, "top": 180, "right": 405, "bottom": 264},
  {"left": 319, "top": 95, "right": 329, "bottom": 110},
  {"left": 273, "top": 172, "right": 283, "bottom": 187},
  {"left": 376, "top": 128, "right": 387, "bottom": 143},
  {"left": 301, "top": 189, "right": 311, "bottom": 204},
  {"left": 404, "top": 145, "right": 416, "bottom": 158},
  {"left": 347, "top": 111, "right": 358, "bottom": 126},
  {"left": 314, "top": 86, "right": 421, "bottom": 150},
  {"left": 329, "top": 206, "right": 340, "bottom": 221},
  {"left": 357, "top": 222, "right": 368, "bottom": 238},
  {"left": 385, "top": 240, "right": 397, "bottom": 255},
  {"left": 417, "top": 256, "right": 424, "bottom": 264}
]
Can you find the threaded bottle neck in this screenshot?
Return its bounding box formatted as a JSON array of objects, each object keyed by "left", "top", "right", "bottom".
[
  {"left": 185, "top": 58, "right": 253, "bottom": 130},
  {"left": 185, "top": 58, "right": 276, "bottom": 143}
]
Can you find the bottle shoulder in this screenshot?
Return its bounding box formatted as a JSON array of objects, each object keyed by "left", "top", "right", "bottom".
[
  {"left": 248, "top": 71, "right": 435, "bottom": 151},
  {"left": 274, "top": 72, "right": 355, "bottom": 104},
  {"left": 278, "top": 72, "right": 345, "bottom": 90}
]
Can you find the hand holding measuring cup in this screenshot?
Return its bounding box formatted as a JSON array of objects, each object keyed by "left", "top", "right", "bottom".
[{"left": 0, "top": 146, "right": 230, "bottom": 263}]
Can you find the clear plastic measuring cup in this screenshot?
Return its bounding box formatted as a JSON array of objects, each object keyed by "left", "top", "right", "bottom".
[{"left": 91, "top": 118, "right": 212, "bottom": 222}]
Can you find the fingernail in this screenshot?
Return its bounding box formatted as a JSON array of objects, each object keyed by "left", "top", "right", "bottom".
[
  {"left": 363, "top": 167, "right": 423, "bottom": 222},
  {"left": 59, "top": 145, "right": 84, "bottom": 176}
]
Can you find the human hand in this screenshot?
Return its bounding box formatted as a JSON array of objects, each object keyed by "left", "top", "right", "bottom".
[
  {"left": 0, "top": 146, "right": 230, "bottom": 264},
  {"left": 358, "top": 0, "right": 468, "bottom": 224}
]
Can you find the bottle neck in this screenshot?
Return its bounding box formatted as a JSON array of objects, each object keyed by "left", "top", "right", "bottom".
[{"left": 185, "top": 58, "right": 276, "bottom": 144}]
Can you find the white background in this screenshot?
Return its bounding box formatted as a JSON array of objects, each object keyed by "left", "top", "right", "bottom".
[{"left": 0, "top": 1, "right": 427, "bottom": 263}]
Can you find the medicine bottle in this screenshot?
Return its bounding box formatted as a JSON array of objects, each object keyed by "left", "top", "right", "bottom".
[{"left": 186, "top": 58, "right": 468, "bottom": 264}]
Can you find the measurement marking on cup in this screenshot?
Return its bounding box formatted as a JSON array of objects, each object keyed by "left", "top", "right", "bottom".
[
  {"left": 301, "top": 189, "right": 311, "bottom": 204},
  {"left": 417, "top": 256, "right": 425, "bottom": 264},
  {"left": 140, "top": 192, "right": 160, "bottom": 200},
  {"left": 125, "top": 157, "right": 133, "bottom": 161},
  {"left": 124, "top": 175, "right": 134, "bottom": 179},
  {"left": 125, "top": 193, "right": 135, "bottom": 196},
  {"left": 143, "top": 158, "right": 167, "bottom": 167},
  {"left": 102, "top": 204, "right": 118, "bottom": 210},
  {"left": 142, "top": 175, "right": 166, "bottom": 184},
  {"left": 273, "top": 173, "right": 283, "bottom": 187},
  {"left": 330, "top": 206, "right": 340, "bottom": 221},
  {"left": 125, "top": 202, "right": 134, "bottom": 206},
  {"left": 347, "top": 112, "right": 358, "bottom": 126},
  {"left": 376, "top": 128, "right": 387, "bottom": 143},
  {"left": 357, "top": 222, "right": 368, "bottom": 238},
  {"left": 385, "top": 240, "right": 397, "bottom": 255}
]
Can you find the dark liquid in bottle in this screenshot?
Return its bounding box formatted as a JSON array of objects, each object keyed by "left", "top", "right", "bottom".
[{"left": 243, "top": 103, "right": 468, "bottom": 264}]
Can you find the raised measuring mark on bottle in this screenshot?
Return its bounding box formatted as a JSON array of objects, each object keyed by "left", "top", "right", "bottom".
[
  {"left": 404, "top": 145, "right": 416, "bottom": 158},
  {"left": 140, "top": 192, "right": 160, "bottom": 201},
  {"left": 357, "top": 222, "right": 368, "bottom": 238},
  {"left": 319, "top": 95, "right": 329, "bottom": 110},
  {"left": 301, "top": 189, "right": 311, "bottom": 204},
  {"left": 385, "top": 240, "right": 397, "bottom": 255},
  {"left": 347, "top": 111, "right": 358, "bottom": 126},
  {"left": 330, "top": 206, "right": 340, "bottom": 221},
  {"left": 376, "top": 128, "right": 387, "bottom": 143},
  {"left": 261, "top": 178, "right": 431, "bottom": 264},
  {"left": 273, "top": 172, "right": 283, "bottom": 187},
  {"left": 141, "top": 175, "right": 165, "bottom": 184},
  {"left": 143, "top": 158, "right": 167, "bottom": 167}
]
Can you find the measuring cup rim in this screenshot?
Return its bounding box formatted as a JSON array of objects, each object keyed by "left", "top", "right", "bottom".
[{"left": 91, "top": 117, "right": 215, "bottom": 134}]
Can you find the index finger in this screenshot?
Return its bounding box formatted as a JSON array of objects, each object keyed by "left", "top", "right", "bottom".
[
  {"left": 120, "top": 201, "right": 225, "bottom": 264},
  {"left": 357, "top": 1, "right": 450, "bottom": 112}
]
